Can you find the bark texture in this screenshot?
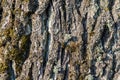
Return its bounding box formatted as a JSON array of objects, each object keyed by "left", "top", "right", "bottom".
[{"left": 0, "top": 0, "right": 120, "bottom": 80}]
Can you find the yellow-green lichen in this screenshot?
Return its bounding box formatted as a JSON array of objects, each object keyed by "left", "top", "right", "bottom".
[
  {"left": 0, "top": 29, "right": 12, "bottom": 47},
  {"left": 104, "top": 7, "right": 109, "bottom": 11},
  {"left": 10, "top": 48, "right": 19, "bottom": 56},
  {"left": 19, "top": 35, "right": 29, "bottom": 50},
  {"left": 5, "top": 45, "right": 19, "bottom": 60},
  {"left": 9, "top": 28, "right": 14, "bottom": 37},
  {"left": 0, "top": 63, "right": 8, "bottom": 73},
  {"left": 9, "top": 28, "right": 18, "bottom": 40}
]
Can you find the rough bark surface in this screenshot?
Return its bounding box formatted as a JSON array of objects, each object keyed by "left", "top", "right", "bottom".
[{"left": 0, "top": 0, "right": 120, "bottom": 80}]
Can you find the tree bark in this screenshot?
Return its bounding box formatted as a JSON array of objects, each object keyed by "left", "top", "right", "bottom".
[{"left": 0, "top": 0, "right": 120, "bottom": 80}]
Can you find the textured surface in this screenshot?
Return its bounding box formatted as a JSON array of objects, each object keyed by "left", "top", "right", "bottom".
[{"left": 0, "top": 0, "right": 120, "bottom": 80}]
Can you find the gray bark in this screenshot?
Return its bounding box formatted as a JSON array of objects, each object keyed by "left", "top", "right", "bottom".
[{"left": 0, "top": 0, "right": 120, "bottom": 80}]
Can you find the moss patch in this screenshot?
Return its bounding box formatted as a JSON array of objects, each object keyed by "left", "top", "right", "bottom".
[
  {"left": 0, "top": 61, "right": 8, "bottom": 74},
  {"left": 19, "top": 35, "right": 30, "bottom": 51}
]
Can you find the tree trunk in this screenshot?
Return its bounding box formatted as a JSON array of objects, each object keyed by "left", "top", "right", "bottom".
[{"left": 0, "top": 0, "right": 120, "bottom": 80}]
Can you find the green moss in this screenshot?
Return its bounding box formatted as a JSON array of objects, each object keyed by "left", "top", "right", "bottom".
[
  {"left": 10, "top": 48, "right": 19, "bottom": 55},
  {"left": 104, "top": 7, "right": 109, "bottom": 11},
  {"left": 9, "top": 28, "right": 18, "bottom": 39},
  {"left": 11, "top": 35, "right": 30, "bottom": 75},
  {"left": 0, "top": 29, "right": 11, "bottom": 47},
  {"left": 0, "top": 63, "right": 8, "bottom": 73},
  {"left": 9, "top": 28, "right": 14, "bottom": 37},
  {"left": 19, "top": 35, "right": 29, "bottom": 50},
  {"left": 6, "top": 46, "right": 19, "bottom": 60}
]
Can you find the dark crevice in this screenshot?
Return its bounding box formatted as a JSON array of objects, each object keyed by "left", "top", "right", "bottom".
[
  {"left": 114, "top": 22, "right": 118, "bottom": 37},
  {"left": 50, "top": 0, "right": 53, "bottom": 8},
  {"left": 28, "top": 0, "right": 39, "bottom": 13},
  {"left": 59, "top": 9, "right": 62, "bottom": 34},
  {"left": 42, "top": 31, "right": 51, "bottom": 76},
  {"left": 108, "top": 53, "right": 116, "bottom": 80},
  {"left": 12, "top": 0, "right": 15, "bottom": 10},
  {"left": 12, "top": 0, "right": 15, "bottom": 25},
  {"left": 92, "top": 0, "right": 101, "bottom": 31},
  {"left": 108, "top": 0, "right": 115, "bottom": 15},
  {"left": 75, "top": 0, "right": 82, "bottom": 16},
  {"left": 61, "top": 45, "right": 65, "bottom": 65},
  {"left": 67, "top": 14, "right": 72, "bottom": 34},
  {"left": 63, "top": 61, "right": 69, "bottom": 80},
  {"left": 91, "top": 17, "right": 97, "bottom": 31},
  {"left": 57, "top": 42, "right": 61, "bottom": 61},
  {"left": 68, "top": 24, "right": 71, "bottom": 34},
  {"left": 81, "top": 13, "right": 88, "bottom": 59},
  {"left": 61, "top": 0, "right": 67, "bottom": 34},
  {"left": 8, "top": 60, "right": 15, "bottom": 80},
  {"left": 0, "top": 6, "right": 3, "bottom": 22},
  {"left": 66, "top": 3, "right": 73, "bottom": 34},
  {"left": 108, "top": 0, "right": 115, "bottom": 25},
  {"left": 28, "top": 63, "right": 33, "bottom": 80},
  {"left": 49, "top": 62, "right": 56, "bottom": 79},
  {"left": 90, "top": 59, "right": 96, "bottom": 76},
  {"left": 111, "top": 53, "right": 116, "bottom": 79},
  {"left": 75, "top": 64, "right": 80, "bottom": 80},
  {"left": 42, "top": 1, "right": 52, "bottom": 76},
  {"left": 62, "top": 0, "right": 66, "bottom": 22},
  {"left": 100, "top": 24, "right": 110, "bottom": 52}
]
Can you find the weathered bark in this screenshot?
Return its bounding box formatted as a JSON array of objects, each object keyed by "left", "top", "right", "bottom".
[{"left": 0, "top": 0, "right": 120, "bottom": 80}]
